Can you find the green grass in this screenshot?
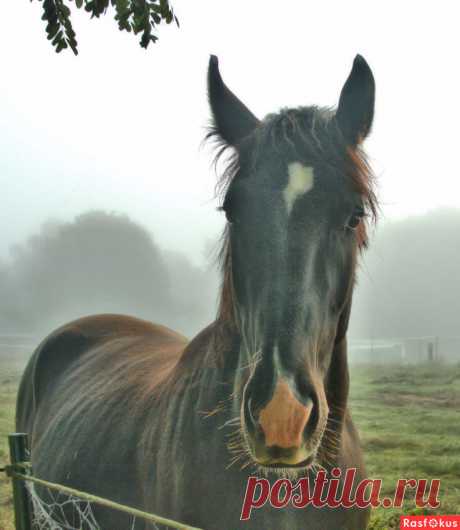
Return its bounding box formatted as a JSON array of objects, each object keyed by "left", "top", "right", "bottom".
[
  {"left": 1, "top": 355, "right": 459, "bottom": 529},
  {"left": 350, "top": 363, "right": 460, "bottom": 529},
  {"left": 0, "top": 350, "right": 27, "bottom": 530}
]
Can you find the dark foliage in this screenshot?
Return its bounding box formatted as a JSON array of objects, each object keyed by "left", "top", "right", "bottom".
[{"left": 34, "top": 0, "right": 179, "bottom": 55}]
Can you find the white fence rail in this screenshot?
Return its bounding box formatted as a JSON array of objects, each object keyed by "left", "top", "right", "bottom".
[{"left": 349, "top": 336, "right": 460, "bottom": 364}]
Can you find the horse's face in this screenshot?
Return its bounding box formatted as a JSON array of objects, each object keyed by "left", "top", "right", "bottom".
[{"left": 208, "top": 55, "right": 376, "bottom": 470}]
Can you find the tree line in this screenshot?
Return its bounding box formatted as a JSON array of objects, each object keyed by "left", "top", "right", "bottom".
[{"left": 1, "top": 208, "right": 459, "bottom": 340}]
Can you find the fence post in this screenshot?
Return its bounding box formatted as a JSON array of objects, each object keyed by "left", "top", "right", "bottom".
[{"left": 8, "top": 433, "right": 32, "bottom": 530}]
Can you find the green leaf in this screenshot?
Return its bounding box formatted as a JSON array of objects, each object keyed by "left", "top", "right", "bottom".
[
  {"left": 60, "top": 3, "right": 71, "bottom": 16},
  {"left": 46, "top": 22, "right": 60, "bottom": 39},
  {"left": 32, "top": 0, "right": 179, "bottom": 53},
  {"left": 56, "top": 40, "right": 68, "bottom": 52},
  {"left": 150, "top": 3, "right": 162, "bottom": 14},
  {"left": 51, "top": 30, "right": 63, "bottom": 45}
]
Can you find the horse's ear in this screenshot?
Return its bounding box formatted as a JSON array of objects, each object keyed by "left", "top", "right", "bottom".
[
  {"left": 336, "top": 55, "right": 375, "bottom": 145},
  {"left": 208, "top": 55, "right": 260, "bottom": 146}
]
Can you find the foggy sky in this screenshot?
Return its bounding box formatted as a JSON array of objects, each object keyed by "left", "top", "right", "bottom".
[{"left": 3, "top": 1, "right": 460, "bottom": 268}]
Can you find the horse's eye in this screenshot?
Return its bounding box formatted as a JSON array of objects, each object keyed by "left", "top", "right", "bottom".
[
  {"left": 221, "top": 190, "right": 240, "bottom": 224},
  {"left": 346, "top": 206, "right": 365, "bottom": 230},
  {"left": 217, "top": 205, "right": 235, "bottom": 223},
  {"left": 224, "top": 208, "right": 236, "bottom": 224}
]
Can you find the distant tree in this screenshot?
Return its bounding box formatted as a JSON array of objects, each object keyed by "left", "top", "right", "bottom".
[
  {"left": 163, "top": 250, "right": 219, "bottom": 337},
  {"left": 4, "top": 211, "right": 174, "bottom": 332},
  {"left": 1, "top": 211, "right": 220, "bottom": 336},
  {"left": 350, "top": 208, "right": 460, "bottom": 339},
  {"left": 0, "top": 262, "right": 13, "bottom": 331},
  {"left": 34, "top": 0, "right": 179, "bottom": 55}
]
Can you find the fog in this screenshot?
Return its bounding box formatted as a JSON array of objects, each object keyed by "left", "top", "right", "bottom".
[
  {"left": 0, "top": 211, "right": 218, "bottom": 338},
  {"left": 350, "top": 208, "right": 460, "bottom": 340},
  {"left": 1, "top": 208, "right": 459, "bottom": 343},
  {"left": 3, "top": 0, "right": 460, "bottom": 349},
  {"left": 4, "top": 1, "right": 460, "bottom": 268}
]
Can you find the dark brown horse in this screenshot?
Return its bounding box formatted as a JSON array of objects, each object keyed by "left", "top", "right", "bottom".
[{"left": 17, "top": 54, "right": 377, "bottom": 529}]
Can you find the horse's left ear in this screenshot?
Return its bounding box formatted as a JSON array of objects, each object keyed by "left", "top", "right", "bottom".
[
  {"left": 208, "top": 55, "right": 260, "bottom": 147},
  {"left": 336, "top": 55, "right": 375, "bottom": 145}
]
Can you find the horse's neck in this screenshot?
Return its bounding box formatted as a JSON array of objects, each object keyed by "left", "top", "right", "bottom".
[{"left": 166, "top": 321, "right": 235, "bottom": 383}]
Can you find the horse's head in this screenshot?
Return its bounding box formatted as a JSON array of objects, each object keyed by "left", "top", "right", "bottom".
[{"left": 208, "top": 55, "right": 377, "bottom": 472}]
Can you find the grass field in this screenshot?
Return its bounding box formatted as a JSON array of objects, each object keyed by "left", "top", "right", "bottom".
[
  {"left": 351, "top": 363, "right": 460, "bottom": 529},
  {"left": 0, "top": 349, "right": 28, "bottom": 530},
  {"left": 1, "top": 350, "right": 459, "bottom": 529}
]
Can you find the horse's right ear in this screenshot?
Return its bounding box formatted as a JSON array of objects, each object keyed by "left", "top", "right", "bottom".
[{"left": 208, "top": 55, "right": 260, "bottom": 147}]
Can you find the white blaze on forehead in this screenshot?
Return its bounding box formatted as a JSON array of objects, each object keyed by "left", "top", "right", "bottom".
[{"left": 283, "top": 162, "right": 314, "bottom": 214}]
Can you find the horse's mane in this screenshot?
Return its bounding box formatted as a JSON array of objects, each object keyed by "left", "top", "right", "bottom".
[{"left": 207, "top": 106, "right": 379, "bottom": 329}]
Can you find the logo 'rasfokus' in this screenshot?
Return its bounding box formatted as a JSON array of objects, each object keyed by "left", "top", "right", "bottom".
[
  {"left": 400, "top": 516, "right": 460, "bottom": 528},
  {"left": 241, "top": 468, "right": 441, "bottom": 520}
]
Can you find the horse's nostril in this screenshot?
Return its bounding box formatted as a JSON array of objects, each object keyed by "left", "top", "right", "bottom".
[{"left": 295, "top": 374, "right": 315, "bottom": 403}]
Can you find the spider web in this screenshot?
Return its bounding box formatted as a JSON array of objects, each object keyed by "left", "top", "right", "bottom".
[{"left": 25, "top": 482, "right": 155, "bottom": 530}]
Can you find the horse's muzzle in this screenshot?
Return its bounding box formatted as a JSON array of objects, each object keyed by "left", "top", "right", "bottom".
[{"left": 242, "top": 376, "right": 324, "bottom": 467}]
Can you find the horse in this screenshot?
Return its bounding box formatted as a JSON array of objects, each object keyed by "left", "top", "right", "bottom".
[{"left": 16, "top": 54, "right": 378, "bottom": 530}]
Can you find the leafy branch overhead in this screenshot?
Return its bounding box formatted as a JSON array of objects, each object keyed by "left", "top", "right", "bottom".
[{"left": 36, "top": 0, "right": 179, "bottom": 55}]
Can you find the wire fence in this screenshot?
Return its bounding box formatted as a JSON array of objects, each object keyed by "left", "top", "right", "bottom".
[{"left": 2, "top": 433, "right": 204, "bottom": 530}]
